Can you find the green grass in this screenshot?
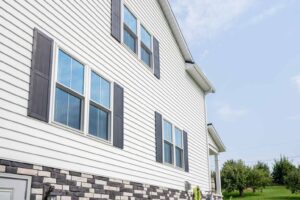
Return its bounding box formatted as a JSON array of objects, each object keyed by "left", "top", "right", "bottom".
[{"left": 223, "top": 186, "right": 300, "bottom": 200}]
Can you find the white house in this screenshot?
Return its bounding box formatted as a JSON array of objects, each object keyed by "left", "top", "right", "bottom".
[{"left": 0, "top": 0, "right": 225, "bottom": 199}]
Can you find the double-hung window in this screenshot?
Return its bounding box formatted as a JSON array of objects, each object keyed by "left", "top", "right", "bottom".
[
  {"left": 140, "top": 26, "right": 152, "bottom": 67},
  {"left": 53, "top": 49, "right": 112, "bottom": 141},
  {"left": 163, "top": 120, "right": 184, "bottom": 168},
  {"left": 163, "top": 120, "right": 173, "bottom": 164},
  {"left": 175, "top": 128, "right": 183, "bottom": 168},
  {"left": 123, "top": 6, "right": 137, "bottom": 53},
  {"left": 54, "top": 50, "right": 84, "bottom": 130},
  {"left": 89, "top": 72, "right": 111, "bottom": 140}
]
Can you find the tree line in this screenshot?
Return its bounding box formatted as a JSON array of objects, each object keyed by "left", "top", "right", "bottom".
[{"left": 221, "top": 156, "right": 300, "bottom": 196}]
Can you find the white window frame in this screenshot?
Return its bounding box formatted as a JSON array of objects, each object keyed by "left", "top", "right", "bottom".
[
  {"left": 49, "top": 42, "right": 114, "bottom": 145},
  {"left": 140, "top": 24, "right": 153, "bottom": 69},
  {"left": 174, "top": 127, "right": 184, "bottom": 168},
  {"left": 162, "top": 118, "right": 185, "bottom": 170},
  {"left": 121, "top": 3, "right": 154, "bottom": 73},
  {"left": 122, "top": 5, "right": 138, "bottom": 54}
]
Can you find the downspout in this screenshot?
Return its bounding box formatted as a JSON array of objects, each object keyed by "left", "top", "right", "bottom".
[{"left": 204, "top": 90, "right": 211, "bottom": 193}]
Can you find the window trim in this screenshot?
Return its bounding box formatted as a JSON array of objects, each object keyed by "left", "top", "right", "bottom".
[
  {"left": 88, "top": 70, "right": 113, "bottom": 141},
  {"left": 121, "top": 4, "right": 155, "bottom": 73},
  {"left": 49, "top": 42, "right": 114, "bottom": 145},
  {"left": 162, "top": 118, "right": 185, "bottom": 170},
  {"left": 123, "top": 5, "right": 138, "bottom": 54},
  {"left": 175, "top": 127, "right": 184, "bottom": 168},
  {"left": 123, "top": 23, "right": 138, "bottom": 53}
]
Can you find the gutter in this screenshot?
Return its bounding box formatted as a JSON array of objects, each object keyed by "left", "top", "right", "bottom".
[{"left": 185, "top": 62, "right": 216, "bottom": 94}]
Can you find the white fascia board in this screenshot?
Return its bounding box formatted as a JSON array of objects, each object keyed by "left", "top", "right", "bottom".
[
  {"left": 158, "top": 0, "right": 193, "bottom": 62},
  {"left": 185, "top": 63, "right": 216, "bottom": 94},
  {"left": 207, "top": 124, "right": 226, "bottom": 153},
  {"left": 158, "top": 0, "right": 216, "bottom": 93}
]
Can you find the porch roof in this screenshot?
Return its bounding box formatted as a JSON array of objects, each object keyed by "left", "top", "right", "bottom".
[{"left": 208, "top": 123, "right": 226, "bottom": 153}]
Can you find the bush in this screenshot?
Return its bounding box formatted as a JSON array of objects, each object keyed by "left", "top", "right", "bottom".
[{"left": 285, "top": 167, "right": 300, "bottom": 193}]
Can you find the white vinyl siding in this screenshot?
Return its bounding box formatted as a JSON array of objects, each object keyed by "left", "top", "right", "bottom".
[{"left": 0, "top": 0, "right": 209, "bottom": 191}]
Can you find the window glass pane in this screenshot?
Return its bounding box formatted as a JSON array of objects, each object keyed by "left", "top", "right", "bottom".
[
  {"left": 124, "top": 29, "right": 136, "bottom": 53},
  {"left": 57, "top": 50, "right": 71, "bottom": 87},
  {"left": 176, "top": 147, "right": 183, "bottom": 168},
  {"left": 163, "top": 120, "right": 172, "bottom": 142},
  {"left": 164, "top": 142, "right": 173, "bottom": 164},
  {"left": 91, "top": 72, "right": 100, "bottom": 104},
  {"left": 54, "top": 88, "right": 81, "bottom": 130},
  {"left": 91, "top": 72, "right": 110, "bottom": 109},
  {"left": 141, "top": 47, "right": 151, "bottom": 66},
  {"left": 124, "top": 6, "right": 137, "bottom": 33},
  {"left": 89, "top": 105, "right": 109, "bottom": 140},
  {"left": 68, "top": 93, "right": 82, "bottom": 129},
  {"left": 57, "top": 50, "right": 84, "bottom": 94},
  {"left": 141, "top": 26, "right": 151, "bottom": 48},
  {"left": 101, "top": 78, "right": 110, "bottom": 108},
  {"left": 71, "top": 59, "right": 84, "bottom": 94},
  {"left": 54, "top": 88, "right": 68, "bottom": 125},
  {"left": 175, "top": 128, "right": 183, "bottom": 148}
]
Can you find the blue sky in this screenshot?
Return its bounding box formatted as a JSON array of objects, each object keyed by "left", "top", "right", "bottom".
[{"left": 169, "top": 0, "right": 300, "bottom": 167}]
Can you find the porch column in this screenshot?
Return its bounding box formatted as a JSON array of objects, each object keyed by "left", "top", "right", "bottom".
[{"left": 215, "top": 154, "right": 222, "bottom": 195}]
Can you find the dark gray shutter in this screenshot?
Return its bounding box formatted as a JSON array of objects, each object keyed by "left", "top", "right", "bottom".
[
  {"left": 111, "top": 0, "right": 121, "bottom": 42},
  {"left": 155, "top": 112, "right": 163, "bottom": 163},
  {"left": 183, "top": 131, "right": 189, "bottom": 172},
  {"left": 28, "top": 28, "right": 53, "bottom": 122},
  {"left": 113, "top": 83, "right": 124, "bottom": 149},
  {"left": 153, "top": 37, "right": 160, "bottom": 79}
]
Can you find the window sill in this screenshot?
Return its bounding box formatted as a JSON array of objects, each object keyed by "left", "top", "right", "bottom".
[
  {"left": 162, "top": 162, "right": 185, "bottom": 172},
  {"left": 50, "top": 121, "right": 113, "bottom": 147},
  {"left": 121, "top": 43, "right": 154, "bottom": 75}
]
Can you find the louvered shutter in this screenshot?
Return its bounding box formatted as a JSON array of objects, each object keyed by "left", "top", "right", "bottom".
[
  {"left": 155, "top": 112, "right": 163, "bottom": 163},
  {"left": 111, "top": 0, "right": 121, "bottom": 42},
  {"left": 113, "top": 83, "right": 124, "bottom": 149},
  {"left": 183, "top": 131, "right": 189, "bottom": 172},
  {"left": 28, "top": 28, "right": 53, "bottom": 122},
  {"left": 153, "top": 37, "right": 160, "bottom": 79}
]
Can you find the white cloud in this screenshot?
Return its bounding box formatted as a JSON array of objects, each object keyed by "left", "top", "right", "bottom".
[
  {"left": 291, "top": 74, "right": 300, "bottom": 92},
  {"left": 170, "top": 0, "right": 255, "bottom": 44},
  {"left": 217, "top": 104, "right": 248, "bottom": 121},
  {"left": 248, "top": 3, "right": 286, "bottom": 25}
]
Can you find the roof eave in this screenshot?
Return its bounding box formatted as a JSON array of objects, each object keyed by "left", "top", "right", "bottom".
[
  {"left": 158, "top": 0, "right": 193, "bottom": 62},
  {"left": 185, "top": 63, "right": 216, "bottom": 94},
  {"left": 207, "top": 123, "right": 226, "bottom": 152}
]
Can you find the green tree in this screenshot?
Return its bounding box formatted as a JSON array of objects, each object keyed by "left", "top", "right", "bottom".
[
  {"left": 254, "top": 161, "right": 272, "bottom": 188},
  {"left": 272, "top": 156, "right": 295, "bottom": 185},
  {"left": 221, "top": 160, "right": 249, "bottom": 196},
  {"left": 247, "top": 167, "right": 271, "bottom": 193},
  {"left": 285, "top": 167, "right": 300, "bottom": 194},
  {"left": 254, "top": 161, "right": 270, "bottom": 175}
]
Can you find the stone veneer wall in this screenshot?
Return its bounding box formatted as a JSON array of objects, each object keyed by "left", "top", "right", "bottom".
[{"left": 0, "top": 159, "right": 192, "bottom": 200}]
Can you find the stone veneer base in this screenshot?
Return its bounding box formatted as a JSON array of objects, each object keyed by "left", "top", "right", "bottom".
[{"left": 0, "top": 159, "right": 192, "bottom": 200}]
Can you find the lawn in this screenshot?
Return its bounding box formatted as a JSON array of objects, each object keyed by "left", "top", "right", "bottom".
[{"left": 223, "top": 186, "right": 300, "bottom": 200}]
